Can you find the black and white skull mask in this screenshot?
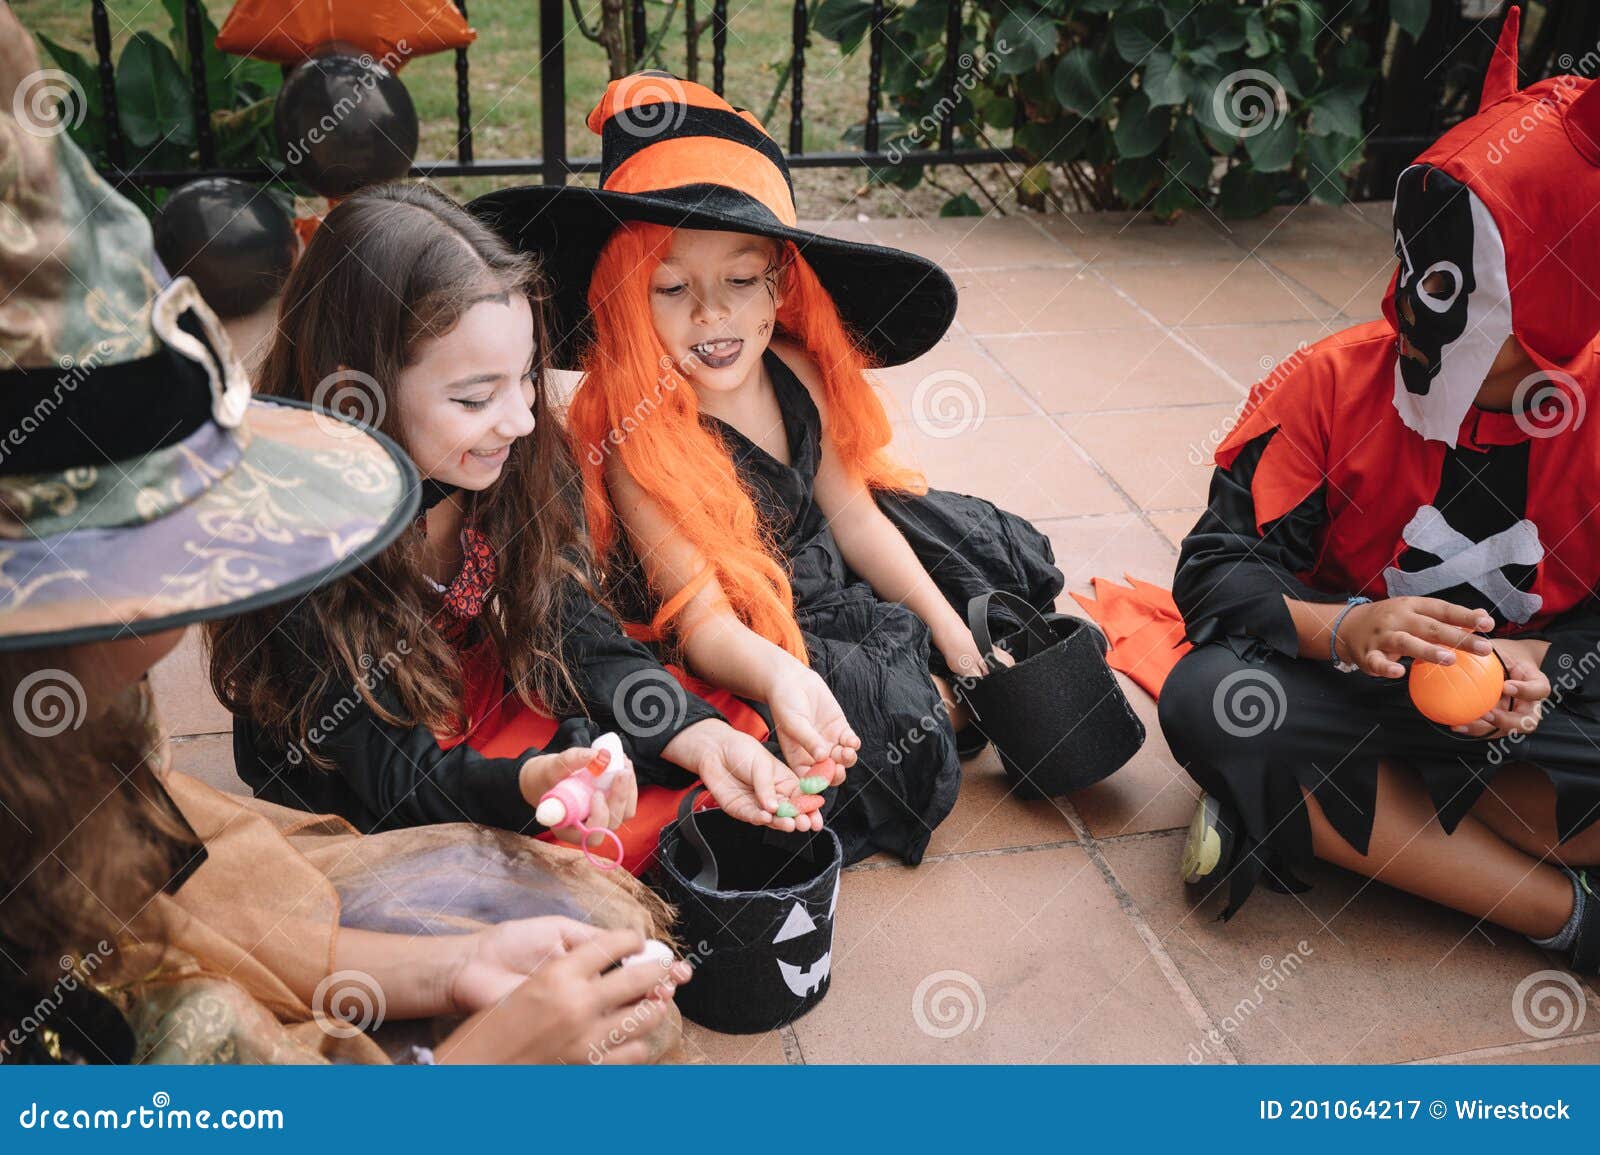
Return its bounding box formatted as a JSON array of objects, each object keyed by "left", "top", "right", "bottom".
[{"left": 1390, "top": 164, "right": 1513, "bottom": 443}]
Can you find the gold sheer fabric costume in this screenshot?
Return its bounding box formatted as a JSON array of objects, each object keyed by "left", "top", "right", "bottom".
[{"left": 100, "top": 772, "right": 677, "bottom": 1064}]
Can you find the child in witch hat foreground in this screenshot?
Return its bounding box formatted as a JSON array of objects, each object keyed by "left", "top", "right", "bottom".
[
  {"left": 0, "top": 8, "right": 686, "bottom": 1064},
  {"left": 475, "top": 75, "right": 1065, "bottom": 866},
  {"left": 1162, "top": 6, "right": 1600, "bottom": 971}
]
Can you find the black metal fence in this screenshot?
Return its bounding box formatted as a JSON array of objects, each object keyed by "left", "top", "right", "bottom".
[
  {"left": 1354, "top": 1, "right": 1600, "bottom": 199},
  {"left": 87, "top": 0, "right": 1018, "bottom": 189},
  {"left": 75, "top": 0, "right": 1600, "bottom": 198}
]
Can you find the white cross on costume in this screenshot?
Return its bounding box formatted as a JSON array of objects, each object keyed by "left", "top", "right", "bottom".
[{"left": 1382, "top": 504, "right": 1544, "bottom": 623}]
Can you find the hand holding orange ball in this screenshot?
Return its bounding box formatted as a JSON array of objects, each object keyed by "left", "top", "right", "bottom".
[
  {"left": 1409, "top": 647, "right": 1506, "bottom": 725},
  {"left": 1439, "top": 637, "right": 1555, "bottom": 740},
  {"left": 1334, "top": 596, "right": 1495, "bottom": 679}
]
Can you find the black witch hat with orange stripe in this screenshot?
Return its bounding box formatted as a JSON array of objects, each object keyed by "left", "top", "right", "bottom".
[{"left": 471, "top": 72, "right": 957, "bottom": 370}]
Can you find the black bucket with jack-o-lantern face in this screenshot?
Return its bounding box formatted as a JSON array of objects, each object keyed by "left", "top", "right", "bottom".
[{"left": 654, "top": 800, "right": 841, "bottom": 1034}]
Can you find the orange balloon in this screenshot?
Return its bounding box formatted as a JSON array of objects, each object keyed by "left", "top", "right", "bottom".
[
  {"left": 216, "top": 0, "right": 475, "bottom": 68},
  {"left": 1408, "top": 648, "right": 1505, "bottom": 726}
]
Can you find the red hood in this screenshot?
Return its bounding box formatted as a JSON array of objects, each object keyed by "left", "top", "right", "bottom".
[{"left": 1380, "top": 6, "right": 1600, "bottom": 380}]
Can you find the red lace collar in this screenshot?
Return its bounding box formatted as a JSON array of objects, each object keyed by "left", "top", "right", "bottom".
[{"left": 440, "top": 526, "right": 496, "bottom": 622}]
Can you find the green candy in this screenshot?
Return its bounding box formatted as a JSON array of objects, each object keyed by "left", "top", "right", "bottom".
[
  {"left": 774, "top": 801, "right": 798, "bottom": 819},
  {"left": 797, "top": 775, "right": 829, "bottom": 795}
]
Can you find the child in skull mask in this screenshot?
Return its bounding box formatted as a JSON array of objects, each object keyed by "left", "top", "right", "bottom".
[{"left": 1163, "top": 6, "right": 1600, "bottom": 974}]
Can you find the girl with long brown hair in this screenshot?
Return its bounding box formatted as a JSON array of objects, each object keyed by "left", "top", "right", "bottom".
[
  {"left": 208, "top": 182, "right": 814, "bottom": 867},
  {"left": 0, "top": 30, "right": 686, "bottom": 1064}
]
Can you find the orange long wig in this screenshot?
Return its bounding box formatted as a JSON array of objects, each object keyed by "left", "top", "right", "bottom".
[{"left": 568, "top": 221, "right": 926, "bottom": 661}]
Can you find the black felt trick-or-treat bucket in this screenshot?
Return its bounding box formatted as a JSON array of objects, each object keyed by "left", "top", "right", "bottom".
[
  {"left": 654, "top": 800, "right": 841, "bottom": 1034},
  {"left": 959, "top": 591, "right": 1146, "bottom": 799}
]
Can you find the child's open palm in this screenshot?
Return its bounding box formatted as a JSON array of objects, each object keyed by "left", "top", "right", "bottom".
[
  {"left": 697, "top": 729, "right": 834, "bottom": 832},
  {"left": 767, "top": 663, "right": 860, "bottom": 774}
]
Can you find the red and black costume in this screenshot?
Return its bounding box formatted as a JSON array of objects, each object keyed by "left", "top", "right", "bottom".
[
  {"left": 234, "top": 496, "right": 767, "bottom": 873},
  {"left": 1160, "top": 7, "right": 1600, "bottom": 915}
]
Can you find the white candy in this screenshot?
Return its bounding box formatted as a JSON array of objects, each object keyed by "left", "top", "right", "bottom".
[
  {"left": 591, "top": 731, "right": 627, "bottom": 787},
  {"left": 534, "top": 798, "right": 568, "bottom": 827},
  {"left": 620, "top": 939, "right": 674, "bottom": 969}
]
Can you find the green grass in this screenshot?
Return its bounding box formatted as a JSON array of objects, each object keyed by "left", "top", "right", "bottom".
[{"left": 12, "top": 0, "right": 965, "bottom": 216}]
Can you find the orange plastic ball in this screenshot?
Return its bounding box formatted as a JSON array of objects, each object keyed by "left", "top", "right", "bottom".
[{"left": 1408, "top": 648, "right": 1505, "bottom": 726}]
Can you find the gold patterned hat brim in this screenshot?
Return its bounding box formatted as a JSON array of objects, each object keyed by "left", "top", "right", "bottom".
[{"left": 0, "top": 397, "right": 418, "bottom": 650}]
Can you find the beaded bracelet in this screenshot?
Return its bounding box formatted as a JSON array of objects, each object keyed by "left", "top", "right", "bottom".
[{"left": 1329, "top": 596, "right": 1371, "bottom": 673}]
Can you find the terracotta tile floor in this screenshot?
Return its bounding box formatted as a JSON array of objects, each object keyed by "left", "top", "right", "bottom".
[{"left": 166, "top": 201, "right": 1600, "bottom": 1064}]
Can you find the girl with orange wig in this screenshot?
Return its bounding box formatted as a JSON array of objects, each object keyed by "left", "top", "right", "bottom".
[
  {"left": 475, "top": 74, "right": 1063, "bottom": 864},
  {"left": 212, "top": 183, "right": 822, "bottom": 877}
]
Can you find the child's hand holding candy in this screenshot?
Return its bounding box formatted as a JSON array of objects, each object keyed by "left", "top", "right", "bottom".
[
  {"left": 520, "top": 735, "right": 637, "bottom": 859},
  {"left": 772, "top": 757, "right": 843, "bottom": 822}
]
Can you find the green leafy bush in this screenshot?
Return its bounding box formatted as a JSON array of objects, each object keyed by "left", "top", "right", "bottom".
[
  {"left": 817, "top": 0, "right": 1431, "bottom": 218},
  {"left": 37, "top": 0, "right": 282, "bottom": 204}
]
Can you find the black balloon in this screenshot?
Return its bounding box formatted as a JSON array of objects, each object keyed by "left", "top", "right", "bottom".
[
  {"left": 274, "top": 52, "right": 419, "bottom": 198},
  {"left": 153, "top": 178, "right": 297, "bottom": 318}
]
